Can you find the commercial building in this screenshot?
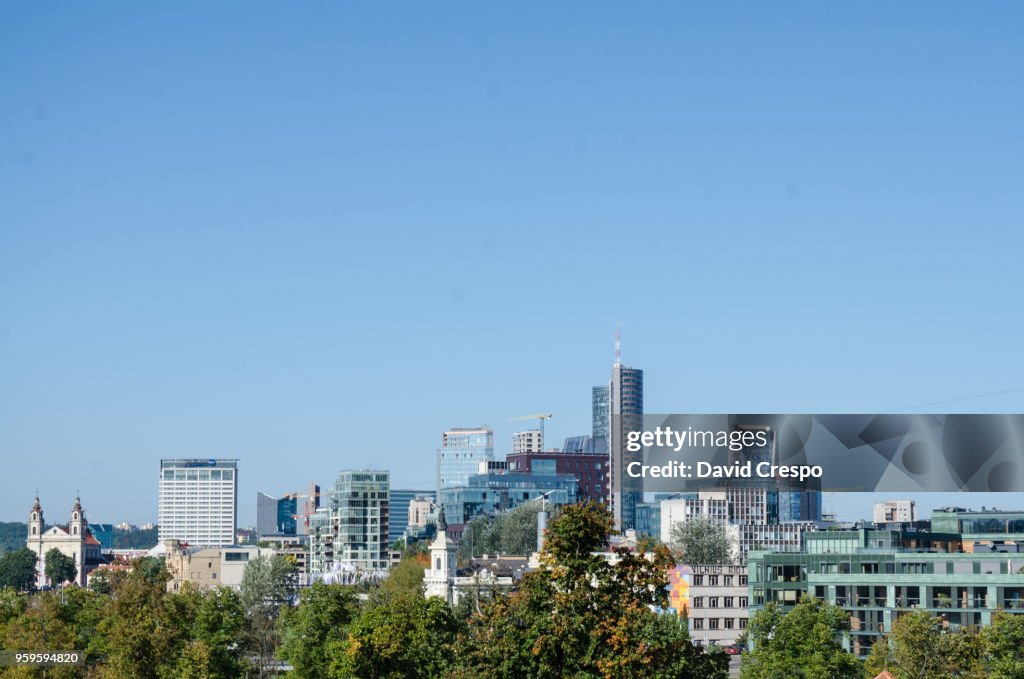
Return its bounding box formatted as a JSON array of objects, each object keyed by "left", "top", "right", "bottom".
[
  {"left": 592, "top": 385, "right": 610, "bottom": 451},
  {"left": 659, "top": 490, "right": 818, "bottom": 557},
  {"left": 666, "top": 564, "right": 749, "bottom": 648},
  {"left": 747, "top": 525, "right": 1024, "bottom": 657},
  {"left": 389, "top": 489, "right": 435, "bottom": 545},
  {"left": 507, "top": 450, "right": 607, "bottom": 503},
  {"left": 438, "top": 465, "right": 579, "bottom": 532},
  {"left": 256, "top": 492, "right": 299, "bottom": 537},
  {"left": 158, "top": 459, "right": 238, "bottom": 547},
  {"left": 873, "top": 499, "right": 917, "bottom": 524},
  {"left": 437, "top": 426, "right": 494, "bottom": 494},
  {"left": 609, "top": 361, "right": 643, "bottom": 531},
  {"left": 308, "top": 470, "right": 391, "bottom": 575}
]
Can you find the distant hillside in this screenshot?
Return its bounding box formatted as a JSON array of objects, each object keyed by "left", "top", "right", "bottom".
[
  {"left": 0, "top": 522, "right": 26, "bottom": 556},
  {"left": 0, "top": 522, "right": 160, "bottom": 554}
]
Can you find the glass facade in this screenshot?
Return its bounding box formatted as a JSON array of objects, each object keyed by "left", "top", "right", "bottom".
[
  {"left": 436, "top": 427, "right": 494, "bottom": 494},
  {"left": 610, "top": 366, "right": 643, "bottom": 531},
  {"left": 439, "top": 470, "right": 579, "bottom": 526},
  {"left": 592, "top": 385, "right": 610, "bottom": 449},
  {"left": 389, "top": 489, "right": 435, "bottom": 545}
]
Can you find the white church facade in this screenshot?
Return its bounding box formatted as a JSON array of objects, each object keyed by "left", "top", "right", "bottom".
[{"left": 26, "top": 496, "right": 104, "bottom": 587}]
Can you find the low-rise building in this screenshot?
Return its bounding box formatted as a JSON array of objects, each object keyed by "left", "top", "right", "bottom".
[
  {"left": 164, "top": 541, "right": 276, "bottom": 591},
  {"left": 667, "top": 564, "right": 749, "bottom": 648}
]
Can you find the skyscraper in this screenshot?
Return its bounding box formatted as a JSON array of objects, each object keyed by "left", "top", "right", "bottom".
[
  {"left": 389, "top": 489, "right": 435, "bottom": 545},
  {"left": 159, "top": 459, "right": 238, "bottom": 547},
  {"left": 436, "top": 426, "right": 494, "bottom": 493},
  {"left": 592, "top": 385, "right": 610, "bottom": 450},
  {"left": 308, "top": 470, "right": 391, "bottom": 573},
  {"left": 609, "top": 332, "right": 643, "bottom": 531}
]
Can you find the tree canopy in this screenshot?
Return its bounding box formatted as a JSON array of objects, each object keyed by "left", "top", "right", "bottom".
[{"left": 669, "top": 518, "right": 735, "bottom": 565}]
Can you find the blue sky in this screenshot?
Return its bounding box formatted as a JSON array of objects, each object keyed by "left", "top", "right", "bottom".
[{"left": 2, "top": 3, "right": 1023, "bottom": 526}]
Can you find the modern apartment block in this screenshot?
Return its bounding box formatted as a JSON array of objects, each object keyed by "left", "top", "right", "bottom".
[
  {"left": 158, "top": 459, "right": 238, "bottom": 547},
  {"left": 436, "top": 426, "right": 494, "bottom": 493},
  {"left": 609, "top": 362, "right": 643, "bottom": 531},
  {"left": 748, "top": 525, "right": 1024, "bottom": 657},
  {"left": 308, "top": 470, "right": 391, "bottom": 575},
  {"left": 512, "top": 429, "right": 543, "bottom": 455}
]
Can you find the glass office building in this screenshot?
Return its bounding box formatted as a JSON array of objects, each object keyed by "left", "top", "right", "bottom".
[
  {"left": 436, "top": 426, "right": 494, "bottom": 493},
  {"left": 389, "top": 489, "right": 434, "bottom": 545},
  {"left": 439, "top": 469, "right": 579, "bottom": 527}
]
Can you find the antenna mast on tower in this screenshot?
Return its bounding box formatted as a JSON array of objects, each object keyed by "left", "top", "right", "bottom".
[{"left": 614, "top": 324, "right": 621, "bottom": 366}]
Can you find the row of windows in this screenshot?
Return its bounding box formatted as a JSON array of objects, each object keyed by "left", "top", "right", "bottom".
[
  {"left": 692, "top": 575, "right": 748, "bottom": 586},
  {"left": 691, "top": 596, "right": 748, "bottom": 609},
  {"left": 162, "top": 470, "right": 235, "bottom": 480},
  {"left": 692, "top": 617, "right": 747, "bottom": 630}
]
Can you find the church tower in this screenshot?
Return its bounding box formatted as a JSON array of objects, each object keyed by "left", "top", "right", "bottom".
[
  {"left": 69, "top": 496, "right": 87, "bottom": 537},
  {"left": 28, "top": 496, "right": 43, "bottom": 539},
  {"left": 423, "top": 508, "right": 456, "bottom": 603}
]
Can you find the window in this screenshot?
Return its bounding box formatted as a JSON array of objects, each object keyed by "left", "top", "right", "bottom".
[
  {"left": 739, "top": 597, "right": 748, "bottom": 608},
  {"left": 709, "top": 597, "right": 719, "bottom": 608},
  {"left": 724, "top": 618, "right": 734, "bottom": 629},
  {"left": 224, "top": 552, "right": 248, "bottom": 562},
  {"left": 739, "top": 575, "right": 748, "bottom": 586},
  {"left": 724, "top": 597, "right": 734, "bottom": 608},
  {"left": 709, "top": 575, "right": 719, "bottom": 586},
  {"left": 692, "top": 597, "right": 703, "bottom": 608},
  {"left": 724, "top": 575, "right": 733, "bottom": 586},
  {"left": 739, "top": 618, "right": 748, "bottom": 629},
  {"left": 709, "top": 618, "right": 720, "bottom": 630},
  {"left": 693, "top": 575, "right": 704, "bottom": 586},
  {"left": 693, "top": 618, "right": 704, "bottom": 630}
]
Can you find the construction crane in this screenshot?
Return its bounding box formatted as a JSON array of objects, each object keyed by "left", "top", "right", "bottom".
[{"left": 509, "top": 413, "right": 553, "bottom": 441}]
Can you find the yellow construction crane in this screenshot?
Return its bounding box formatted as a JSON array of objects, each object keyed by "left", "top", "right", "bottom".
[{"left": 509, "top": 413, "right": 553, "bottom": 440}]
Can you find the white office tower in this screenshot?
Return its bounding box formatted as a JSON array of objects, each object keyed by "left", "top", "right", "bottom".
[{"left": 159, "top": 459, "right": 238, "bottom": 547}]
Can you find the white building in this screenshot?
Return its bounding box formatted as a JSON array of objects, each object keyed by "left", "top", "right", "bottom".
[
  {"left": 678, "top": 564, "right": 749, "bottom": 648},
  {"left": 26, "top": 496, "right": 104, "bottom": 587},
  {"left": 159, "top": 459, "right": 238, "bottom": 547},
  {"left": 660, "top": 491, "right": 817, "bottom": 557},
  {"left": 873, "top": 499, "right": 916, "bottom": 524},
  {"left": 512, "top": 429, "right": 543, "bottom": 454}
]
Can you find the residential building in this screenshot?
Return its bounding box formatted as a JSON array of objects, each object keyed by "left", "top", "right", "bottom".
[
  {"left": 609, "top": 359, "right": 643, "bottom": 531},
  {"left": 874, "top": 499, "right": 917, "bottom": 525},
  {"left": 748, "top": 527, "right": 1024, "bottom": 657},
  {"left": 158, "top": 459, "right": 238, "bottom": 547},
  {"left": 667, "top": 564, "right": 749, "bottom": 648},
  {"left": 437, "top": 426, "right": 494, "bottom": 495},
  {"left": 308, "top": 470, "right": 390, "bottom": 575},
  {"left": 26, "top": 496, "right": 105, "bottom": 587},
  {"left": 512, "top": 429, "right": 543, "bottom": 454},
  {"left": 507, "top": 450, "right": 607, "bottom": 503}
]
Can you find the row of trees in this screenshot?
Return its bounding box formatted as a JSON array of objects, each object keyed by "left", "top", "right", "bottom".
[
  {"left": 0, "top": 502, "right": 728, "bottom": 678},
  {"left": 741, "top": 594, "right": 1024, "bottom": 679},
  {"left": 0, "top": 548, "right": 77, "bottom": 591}
]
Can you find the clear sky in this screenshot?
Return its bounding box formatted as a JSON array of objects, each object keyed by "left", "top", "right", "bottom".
[{"left": 2, "top": 3, "right": 1023, "bottom": 526}]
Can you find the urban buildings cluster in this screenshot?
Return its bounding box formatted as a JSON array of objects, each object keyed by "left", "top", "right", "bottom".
[{"left": 19, "top": 342, "right": 1024, "bottom": 660}]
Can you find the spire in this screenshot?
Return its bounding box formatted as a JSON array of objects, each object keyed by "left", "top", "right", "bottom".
[{"left": 72, "top": 495, "right": 83, "bottom": 513}]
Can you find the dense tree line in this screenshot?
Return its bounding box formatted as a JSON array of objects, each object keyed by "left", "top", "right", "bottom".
[
  {"left": 740, "top": 594, "right": 1024, "bottom": 679},
  {"left": 0, "top": 502, "right": 727, "bottom": 678}
]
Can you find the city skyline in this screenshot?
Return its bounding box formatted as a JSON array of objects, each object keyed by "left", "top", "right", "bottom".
[{"left": 4, "top": 3, "right": 1024, "bottom": 525}]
